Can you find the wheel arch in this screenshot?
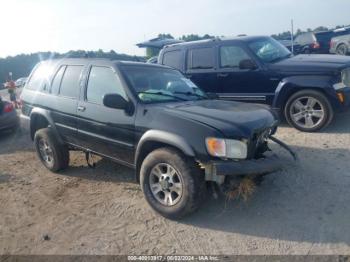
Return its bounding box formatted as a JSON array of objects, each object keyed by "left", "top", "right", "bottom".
[
  {"left": 30, "top": 108, "right": 63, "bottom": 143},
  {"left": 273, "top": 76, "right": 334, "bottom": 116},
  {"left": 134, "top": 130, "right": 195, "bottom": 182}
]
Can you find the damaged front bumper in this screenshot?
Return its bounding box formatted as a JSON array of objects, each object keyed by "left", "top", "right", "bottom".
[{"left": 202, "top": 136, "right": 297, "bottom": 185}]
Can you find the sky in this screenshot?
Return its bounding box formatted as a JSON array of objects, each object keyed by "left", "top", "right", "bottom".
[{"left": 0, "top": 0, "right": 349, "bottom": 58}]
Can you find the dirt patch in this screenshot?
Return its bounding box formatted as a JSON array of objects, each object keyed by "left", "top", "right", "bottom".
[{"left": 0, "top": 113, "right": 350, "bottom": 255}]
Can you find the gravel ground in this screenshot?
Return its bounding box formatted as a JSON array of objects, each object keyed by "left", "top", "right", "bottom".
[{"left": 0, "top": 104, "right": 349, "bottom": 255}]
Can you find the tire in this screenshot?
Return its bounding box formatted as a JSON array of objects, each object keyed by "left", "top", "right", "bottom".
[
  {"left": 34, "top": 128, "right": 69, "bottom": 172},
  {"left": 284, "top": 90, "right": 333, "bottom": 132},
  {"left": 140, "top": 147, "right": 206, "bottom": 219},
  {"left": 303, "top": 48, "right": 311, "bottom": 54},
  {"left": 336, "top": 44, "right": 348, "bottom": 56}
]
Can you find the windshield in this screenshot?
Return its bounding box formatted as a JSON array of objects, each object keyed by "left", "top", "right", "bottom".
[
  {"left": 248, "top": 37, "right": 292, "bottom": 63},
  {"left": 120, "top": 66, "right": 207, "bottom": 103}
]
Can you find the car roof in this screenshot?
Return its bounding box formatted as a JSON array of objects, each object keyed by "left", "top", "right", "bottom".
[
  {"left": 38, "top": 58, "right": 172, "bottom": 69},
  {"left": 163, "top": 35, "right": 270, "bottom": 49}
]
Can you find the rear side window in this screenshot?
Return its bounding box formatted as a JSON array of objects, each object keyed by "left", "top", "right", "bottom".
[
  {"left": 220, "top": 46, "right": 250, "bottom": 68},
  {"left": 162, "top": 50, "right": 182, "bottom": 70},
  {"left": 187, "top": 47, "right": 214, "bottom": 69},
  {"left": 51, "top": 66, "right": 66, "bottom": 95},
  {"left": 295, "top": 33, "right": 315, "bottom": 44},
  {"left": 86, "top": 66, "right": 127, "bottom": 104},
  {"left": 26, "top": 63, "right": 54, "bottom": 91},
  {"left": 59, "top": 65, "right": 83, "bottom": 98}
]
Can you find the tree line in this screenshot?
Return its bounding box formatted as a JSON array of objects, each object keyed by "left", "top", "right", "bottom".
[
  {"left": 0, "top": 50, "right": 144, "bottom": 84},
  {"left": 1, "top": 24, "right": 349, "bottom": 84}
]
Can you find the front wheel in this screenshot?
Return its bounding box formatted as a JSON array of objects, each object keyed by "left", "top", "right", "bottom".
[
  {"left": 284, "top": 90, "right": 333, "bottom": 132},
  {"left": 140, "top": 148, "right": 205, "bottom": 219}
]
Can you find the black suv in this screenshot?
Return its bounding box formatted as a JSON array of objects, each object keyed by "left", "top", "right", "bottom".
[
  {"left": 158, "top": 36, "right": 350, "bottom": 132},
  {"left": 20, "top": 59, "right": 293, "bottom": 218}
]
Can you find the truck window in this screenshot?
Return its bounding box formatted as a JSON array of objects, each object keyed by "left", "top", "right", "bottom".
[
  {"left": 162, "top": 50, "right": 182, "bottom": 70},
  {"left": 220, "top": 46, "right": 250, "bottom": 68},
  {"left": 187, "top": 47, "right": 214, "bottom": 69},
  {"left": 51, "top": 66, "right": 66, "bottom": 95},
  {"left": 59, "top": 65, "right": 83, "bottom": 98},
  {"left": 86, "top": 66, "right": 127, "bottom": 104},
  {"left": 26, "top": 63, "right": 54, "bottom": 91}
]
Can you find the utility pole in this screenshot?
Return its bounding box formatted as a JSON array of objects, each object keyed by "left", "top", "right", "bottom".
[{"left": 291, "top": 19, "right": 294, "bottom": 54}]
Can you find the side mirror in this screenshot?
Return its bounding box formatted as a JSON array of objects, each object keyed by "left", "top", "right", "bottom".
[
  {"left": 239, "top": 59, "right": 257, "bottom": 70},
  {"left": 103, "top": 93, "right": 129, "bottom": 110}
]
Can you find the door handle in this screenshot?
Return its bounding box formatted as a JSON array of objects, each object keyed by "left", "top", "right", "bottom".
[
  {"left": 77, "top": 105, "right": 86, "bottom": 112},
  {"left": 217, "top": 73, "right": 229, "bottom": 77}
]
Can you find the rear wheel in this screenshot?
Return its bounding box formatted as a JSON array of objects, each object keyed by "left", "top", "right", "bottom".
[
  {"left": 34, "top": 128, "right": 69, "bottom": 172},
  {"left": 336, "top": 44, "right": 348, "bottom": 56},
  {"left": 284, "top": 90, "right": 333, "bottom": 132},
  {"left": 140, "top": 148, "right": 205, "bottom": 219}
]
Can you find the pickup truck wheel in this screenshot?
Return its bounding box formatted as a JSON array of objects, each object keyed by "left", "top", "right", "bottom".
[
  {"left": 34, "top": 128, "right": 69, "bottom": 172},
  {"left": 140, "top": 148, "right": 205, "bottom": 219},
  {"left": 336, "top": 44, "right": 348, "bottom": 55},
  {"left": 284, "top": 90, "right": 333, "bottom": 132}
]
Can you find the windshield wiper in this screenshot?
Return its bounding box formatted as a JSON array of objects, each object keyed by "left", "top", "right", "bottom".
[
  {"left": 138, "top": 91, "right": 188, "bottom": 101},
  {"left": 173, "top": 91, "right": 208, "bottom": 99},
  {"left": 269, "top": 53, "right": 292, "bottom": 63}
]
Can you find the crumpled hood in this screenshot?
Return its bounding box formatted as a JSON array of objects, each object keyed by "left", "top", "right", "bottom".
[
  {"left": 159, "top": 100, "right": 277, "bottom": 138},
  {"left": 270, "top": 54, "right": 350, "bottom": 73}
]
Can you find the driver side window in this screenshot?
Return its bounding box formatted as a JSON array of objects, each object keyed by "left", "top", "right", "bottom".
[
  {"left": 86, "top": 66, "right": 127, "bottom": 105},
  {"left": 220, "top": 45, "right": 250, "bottom": 68}
]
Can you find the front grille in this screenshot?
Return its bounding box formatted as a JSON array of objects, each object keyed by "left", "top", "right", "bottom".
[{"left": 247, "top": 126, "right": 275, "bottom": 159}]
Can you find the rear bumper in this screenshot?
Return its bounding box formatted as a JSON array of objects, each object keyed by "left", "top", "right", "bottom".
[{"left": 0, "top": 111, "right": 18, "bottom": 131}]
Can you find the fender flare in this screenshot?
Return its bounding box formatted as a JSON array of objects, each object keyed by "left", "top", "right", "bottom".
[
  {"left": 134, "top": 130, "right": 195, "bottom": 180},
  {"left": 30, "top": 108, "right": 63, "bottom": 144},
  {"left": 272, "top": 75, "right": 334, "bottom": 110}
]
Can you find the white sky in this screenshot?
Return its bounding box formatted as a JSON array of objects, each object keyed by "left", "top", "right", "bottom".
[{"left": 0, "top": 0, "right": 349, "bottom": 58}]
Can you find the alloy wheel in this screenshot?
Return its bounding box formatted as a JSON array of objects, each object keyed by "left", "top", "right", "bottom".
[
  {"left": 38, "top": 138, "right": 54, "bottom": 165},
  {"left": 149, "top": 163, "right": 183, "bottom": 206},
  {"left": 289, "top": 96, "right": 325, "bottom": 129}
]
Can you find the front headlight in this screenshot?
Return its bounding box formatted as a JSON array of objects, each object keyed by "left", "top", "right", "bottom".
[
  {"left": 205, "top": 137, "right": 247, "bottom": 159},
  {"left": 342, "top": 68, "right": 350, "bottom": 87}
]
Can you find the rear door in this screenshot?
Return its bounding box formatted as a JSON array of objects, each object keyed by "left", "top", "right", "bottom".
[
  {"left": 49, "top": 64, "right": 84, "bottom": 144},
  {"left": 185, "top": 47, "right": 219, "bottom": 93},
  {"left": 76, "top": 64, "right": 136, "bottom": 165}
]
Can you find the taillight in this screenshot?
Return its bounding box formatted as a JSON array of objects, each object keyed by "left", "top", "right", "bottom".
[
  {"left": 330, "top": 40, "right": 334, "bottom": 48},
  {"left": 311, "top": 42, "right": 320, "bottom": 49},
  {"left": 4, "top": 103, "right": 13, "bottom": 113}
]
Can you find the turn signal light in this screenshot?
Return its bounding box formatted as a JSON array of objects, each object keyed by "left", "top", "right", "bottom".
[{"left": 337, "top": 92, "right": 345, "bottom": 104}]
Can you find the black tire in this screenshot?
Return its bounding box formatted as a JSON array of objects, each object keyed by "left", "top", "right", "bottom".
[
  {"left": 34, "top": 128, "right": 69, "bottom": 172},
  {"left": 303, "top": 48, "right": 311, "bottom": 54},
  {"left": 336, "top": 44, "right": 348, "bottom": 56},
  {"left": 140, "top": 147, "right": 206, "bottom": 219},
  {"left": 284, "top": 90, "right": 333, "bottom": 132}
]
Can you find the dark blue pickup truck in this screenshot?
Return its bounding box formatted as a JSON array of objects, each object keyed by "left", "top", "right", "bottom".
[{"left": 158, "top": 36, "right": 350, "bottom": 132}]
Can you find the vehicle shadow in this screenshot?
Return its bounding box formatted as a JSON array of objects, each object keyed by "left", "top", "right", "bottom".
[
  {"left": 62, "top": 157, "right": 137, "bottom": 184},
  {"left": 57, "top": 144, "right": 350, "bottom": 245},
  {"left": 179, "top": 145, "right": 350, "bottom": 245},
  {"left": 0, "top": 127, "right": 33, "bottom": 155}
]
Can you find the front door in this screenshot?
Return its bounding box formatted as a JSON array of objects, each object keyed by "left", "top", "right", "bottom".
[
  {"left": 76, "top": 65, "right": 135, "bottom": 165},
  {"left": 216, "top": 44, "right": 274, "bottom": 104}
]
